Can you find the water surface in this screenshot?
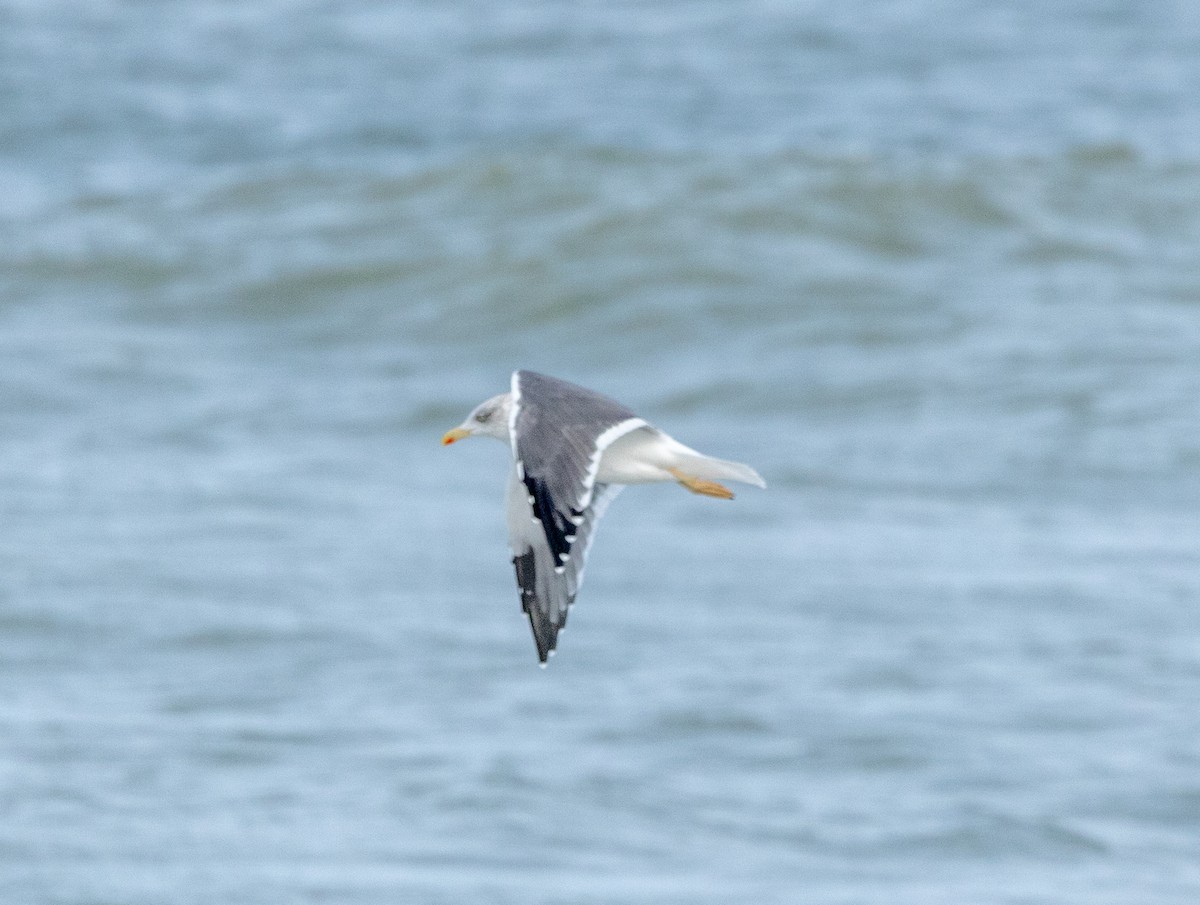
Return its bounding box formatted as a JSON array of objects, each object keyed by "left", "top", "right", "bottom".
[{"left": 3, "top": 2, "right": 1200, "bottom": 903}]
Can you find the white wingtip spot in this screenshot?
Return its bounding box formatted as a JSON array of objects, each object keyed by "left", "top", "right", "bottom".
[{"left": 554, "top": 565, "right": 565, "bottom": 574}]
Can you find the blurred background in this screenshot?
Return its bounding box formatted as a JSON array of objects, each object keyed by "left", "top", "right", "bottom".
[{"left": 3, "top": 2, "right": 1200, "bottom": 903}]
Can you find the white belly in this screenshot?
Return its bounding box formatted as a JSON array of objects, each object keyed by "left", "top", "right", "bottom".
[{"left": 595, "top": 427, "right": 689, "bottom": 484}]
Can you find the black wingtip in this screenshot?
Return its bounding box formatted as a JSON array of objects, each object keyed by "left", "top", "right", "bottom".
[
  {"left": 514, "top": 549, "right": 559, "bottom": 665},
  {"left": 527, "top": 611, "right": 557, "bottom": 664}
]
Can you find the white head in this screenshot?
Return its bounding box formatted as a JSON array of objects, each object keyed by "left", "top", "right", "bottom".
[{"left": 442, "top": 392, "right": 513, "bottom": 445}]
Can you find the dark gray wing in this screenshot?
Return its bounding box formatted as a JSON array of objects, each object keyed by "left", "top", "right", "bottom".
[
  {"left": 510, "top": 370, "right": 645, "bottom": 571},
  {"left": 508, "top": 474, "right": 624, "bottom": 663},
  {"left": 506, "top": 371, "right": 644, "bottom": 663}
]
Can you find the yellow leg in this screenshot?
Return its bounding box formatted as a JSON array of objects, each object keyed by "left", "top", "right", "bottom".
[{"left": 668, "top": 468, "right": 735, "bottom": 500}]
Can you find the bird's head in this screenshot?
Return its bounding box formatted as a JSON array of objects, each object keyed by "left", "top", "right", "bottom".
[{"left": 442, "top": 392, "right": 513, "bottom": 445}]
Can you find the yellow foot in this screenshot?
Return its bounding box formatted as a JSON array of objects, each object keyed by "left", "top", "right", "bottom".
[{"left": 668, "top": 468, "right": 735, "bottom": 499}]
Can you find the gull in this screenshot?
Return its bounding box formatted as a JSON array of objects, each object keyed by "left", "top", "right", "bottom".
[{"left": 443, "top": 370, "right": 765, "bottom": 664}]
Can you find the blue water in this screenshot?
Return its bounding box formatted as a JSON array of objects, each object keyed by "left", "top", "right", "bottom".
[{"left": 3, "top": 2, "right": 1200, "bottom": 903}]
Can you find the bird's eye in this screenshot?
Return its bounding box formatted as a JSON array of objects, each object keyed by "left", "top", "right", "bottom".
[{"left": 475, "top": 407, "right": 493, "bottom": 423}]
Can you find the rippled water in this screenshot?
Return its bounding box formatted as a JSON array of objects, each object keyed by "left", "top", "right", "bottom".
[{"left": 3, "top": 2, "right": 1200, "bottom": 903}]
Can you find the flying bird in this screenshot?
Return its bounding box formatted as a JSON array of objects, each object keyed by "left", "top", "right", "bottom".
[{"left": 443, "top": 370, "right": 765, "bottom": 664}]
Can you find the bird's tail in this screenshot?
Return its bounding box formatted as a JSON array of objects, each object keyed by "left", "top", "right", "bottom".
[{"left": 673, "top": 452, "right": 766, "bottom": 488}]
